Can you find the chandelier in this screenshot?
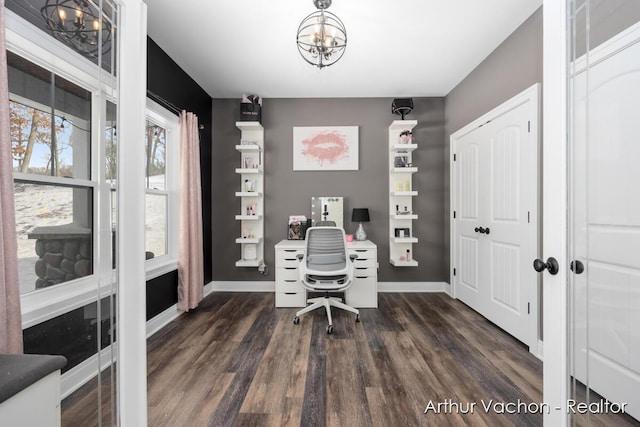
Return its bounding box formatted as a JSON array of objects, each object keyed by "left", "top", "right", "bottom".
[
  {"left": 296, "top": 0, "right": 347, "bottom": 69},
  {"left": 41, "top": 0, "right": 112, "bottom": 59}
]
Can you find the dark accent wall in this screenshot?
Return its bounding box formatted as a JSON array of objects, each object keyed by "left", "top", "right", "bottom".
[
  {"left": 212, "top": 98, "right": 446, "bottom": 283},
  {"left": 146, "top": 37, "right": 213, "bottom": 313},
  {"left": 24, "top": 297, "right": 113, "bottom": 373},
  {"left": 443, "top": 7, "right": 544, "bottom": 275}
]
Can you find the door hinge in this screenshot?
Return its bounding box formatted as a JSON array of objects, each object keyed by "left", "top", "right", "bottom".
[
  {"left": 453, "top": 268, "right": 457, "bottom": 276},
  {"left": 453, "top": 211, "right": 456, "bottom": 219},
  {"left": 528, "top": 211, "right": 530, "bottom": 223},
  {"left": 528, "top": 121, "right": 531, "bottom": 133},
  {"left": 453, "top": 153, "right": 457, "bottom": 161},
  {"left": 527, "top": 302, "right": 530, "bottom": 314}
]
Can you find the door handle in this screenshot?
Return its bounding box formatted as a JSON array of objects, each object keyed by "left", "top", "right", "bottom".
[
  {"left": 474, "top": 227, "right": 490, "bottom": 235},
  {"left": 570, "top": 260, "right": 584, "bottom": 275},
  {"left": 533, "top": 257, "right": 559, "bottom": 275}
]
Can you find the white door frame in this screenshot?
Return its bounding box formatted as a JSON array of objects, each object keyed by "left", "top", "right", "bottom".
[
  {"left": 542, "top": 1, "right": 569, "bottom": 425},
  {"left": 450, "top": 83, "right": 540, "bottom": 355}
]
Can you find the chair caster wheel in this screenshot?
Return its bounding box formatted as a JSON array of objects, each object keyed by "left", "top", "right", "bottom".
[
  {"left": 293, "top": 316, "right": 300, "bottom": 325},
  {"left": 326, "top": 325, "right": 333, "bottom": 334},
  {"left": 355, "top": 314, "right": 360, "bottom": 322}
]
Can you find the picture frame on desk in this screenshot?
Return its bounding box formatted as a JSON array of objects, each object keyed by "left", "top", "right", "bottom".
[{"left": 288, "top": 216, "right": 310, "bottom": 240}]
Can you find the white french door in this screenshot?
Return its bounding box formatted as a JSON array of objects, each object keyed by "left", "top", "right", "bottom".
[
  {"left": 568, "top": 18, "right": 640, "bottom": 423},
  {"left": 451, "top": 85, "right": 540, "bottom": 352},
  {"left": 543, "top": 2, "right": 640, "bottom": 424}
]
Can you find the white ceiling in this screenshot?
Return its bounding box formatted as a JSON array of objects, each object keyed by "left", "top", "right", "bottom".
[{"left": 144, "top": 0, "right": 542, "bottom": 99}]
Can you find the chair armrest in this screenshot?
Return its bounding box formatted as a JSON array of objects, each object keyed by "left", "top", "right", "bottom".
[{"left": 349, "top": 254, "right": 358, "bottom": 261}]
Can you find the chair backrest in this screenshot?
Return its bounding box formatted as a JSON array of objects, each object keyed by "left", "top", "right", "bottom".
[
  {"left": 314, "top": 220, "right": 337, "bottom": 227},
  {"left": 304, "top": 227, "right": 348, "bottom": 272}
]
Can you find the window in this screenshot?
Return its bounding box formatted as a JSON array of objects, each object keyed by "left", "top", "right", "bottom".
[{"left": 144, "top": 100, "right": 179, "bottom": 277}]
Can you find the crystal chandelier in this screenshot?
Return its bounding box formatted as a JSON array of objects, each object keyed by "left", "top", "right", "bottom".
[
  {"left": 296, "top": 0, "right": 347, "bottom": 69},
  {"left": 41, "top": 0, "right": 112, "bottom": 59}
]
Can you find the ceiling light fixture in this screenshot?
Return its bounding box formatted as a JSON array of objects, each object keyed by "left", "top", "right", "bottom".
[
  {"left": 296, "top": 0, "right": 347, "bottom": 69},
  {"left": 41, "top": 0, "right": 112, "bottom": 59}
]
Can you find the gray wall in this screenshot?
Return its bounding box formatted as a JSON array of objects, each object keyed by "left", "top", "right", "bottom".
[
  {"left": 574, "top": 0, "right": 640, "bottom": 57},
  {"left": 443, "top": 7, "right": 544, "bottom": 274},
  {"left": 212, "top": 98, "right": 446, "bottom": 283}
]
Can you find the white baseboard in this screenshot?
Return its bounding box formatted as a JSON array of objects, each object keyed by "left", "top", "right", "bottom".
[
  {"left": 61, "top": 344, "right": 115, "bottom": 399},
  {"left": 535, "top": 339, "right": 544, "bottom": 361},
  {"left": 146, "top": 306, "right": 181, "bottom": 338},
  {"left": 209, "top": 280, "right": 275, "bottom": 292},
  {"left": 377, "top": 281, "right": 449, "bottom": 293}
]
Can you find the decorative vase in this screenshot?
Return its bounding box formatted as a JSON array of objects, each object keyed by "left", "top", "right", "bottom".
[{"left": 355, "top": 222, "right": 367, "bottom": 241}]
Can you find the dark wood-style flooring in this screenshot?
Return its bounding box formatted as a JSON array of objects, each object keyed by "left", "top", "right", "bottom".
[{"left": 60, "top": 292, "right": 640, "bottom": 426}]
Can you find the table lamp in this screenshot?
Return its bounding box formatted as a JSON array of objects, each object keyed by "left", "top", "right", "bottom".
[{"left": 351, "top": 208, "right": 370, "bottom": 241}]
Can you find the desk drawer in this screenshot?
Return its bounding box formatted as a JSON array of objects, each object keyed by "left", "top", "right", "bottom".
[
  {"left": 352, "top": 257, "right": 376, "bottom": 269},
  {"left": 276, "top": 267, "right": 300, "bottom": 281},
  {"left": 276, "top": 250, "right": 303, "bottom": 268},
  {"left": 346, "top": 276, "right": 377, "bottom": 308},
  {"left": 353, "top": 266, "right": 376, "bottom": 278},
  {"left": 276, "top": 278, "right": 304, "bottom": 293},
  {"left": 275, "top": 291, "right": 306, "bottom": 308}
]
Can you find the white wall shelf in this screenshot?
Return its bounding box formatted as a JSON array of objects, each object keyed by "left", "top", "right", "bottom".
[
  {"left": 234, "top": 215, "right": 263, "bottom": 221},
  {"left": 392, "top": 167, "right": 418, "bottom": 174},
  {"left": 234, "top": 191, "right": 263, "bottom": 197},
  {"left": 389, "top": 120, "right": 419, "bottom": 267},
  {"left": 235, "top": 167, "right": 262, "bottom": 174},
  {"left": 235, "top": 237, "right": 263, "bottom": 244},
  {"left": 235, "top": 121, "right": 264, "bottom": 268},
  {"left": 390, "top": 191, "right": 418, "bottom": 197},
  {"left": 391, "top": 214, "right": 419, "bottom": 220}
]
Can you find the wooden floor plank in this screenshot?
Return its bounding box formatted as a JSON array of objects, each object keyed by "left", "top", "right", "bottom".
[{"left": 59, "top": 292, "right": 640, "bottom": 426}]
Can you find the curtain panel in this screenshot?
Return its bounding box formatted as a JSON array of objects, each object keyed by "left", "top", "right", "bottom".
[
  {"left": 0, "top": 0, "right": 23, "bottom": 353},
  {"left": 177, "top": 111, "right": 204, "bottom": 311}
]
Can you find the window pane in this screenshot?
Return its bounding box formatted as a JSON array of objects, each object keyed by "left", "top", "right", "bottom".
[
  {"left": 106, "top": 101, "right": 117, "bottom": 185},
  {"left": 8, "top": 51, "right": 91, "bottom": 179},
  {"left": 145, "top": 193, "right": 167, "bottom": 258},
  {"left": 145, "top": 120, "right": 166, "bottom": 190},
  {"left": 15, "top": 182, "right": 94, "bottom": 294}
]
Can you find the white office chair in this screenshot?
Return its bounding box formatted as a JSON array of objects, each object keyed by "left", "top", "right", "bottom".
[{"left": 292, "top": 227, "right": 360, "bottom": 334}]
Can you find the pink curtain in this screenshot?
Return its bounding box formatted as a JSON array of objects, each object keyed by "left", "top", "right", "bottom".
[
  {"left": 177, "top": 111, "right": 204, "bottom": 311},
  {"left": 0, "top": 0, "right": 24, "bottom": 353}
]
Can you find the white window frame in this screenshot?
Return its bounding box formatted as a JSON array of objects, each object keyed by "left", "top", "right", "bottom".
[
  {"left": 144, "top": 99, "right": 179, "bottom": 280},
  {"left": 6, "top": 9, "right": 117, "bottom": 329}
]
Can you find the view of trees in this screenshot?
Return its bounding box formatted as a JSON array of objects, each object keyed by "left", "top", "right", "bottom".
[
  {"left": 145, "top": 122, "right": 166, "bottom": 187},
  {"left": 10, "top": 100, "right": 70, "bottom": 177}
]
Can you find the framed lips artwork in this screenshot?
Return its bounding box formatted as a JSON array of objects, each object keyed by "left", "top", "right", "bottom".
[{"left": 293, "top": 126, "right": 359, "bottom": 171}]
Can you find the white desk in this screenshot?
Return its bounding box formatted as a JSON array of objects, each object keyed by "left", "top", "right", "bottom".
[{"left": 274, "top": 239, "right": 378, "bottom": 308}]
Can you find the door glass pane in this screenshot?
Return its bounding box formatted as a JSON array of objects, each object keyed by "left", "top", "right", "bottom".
[
  {"left": 14, "top": 182, "right": 93, "bottom": 294},
  {"left": 568, "top": 0, "right": 640, "bottom": 424},
  {"left": 8, "top": 52, "right": 92, "bottom": 179},
  {"left": 145, "top": 193, "right": 168, "bottom": 258},
  {"left": 6, "top": 0, "right": 118, "bottom": 72}
]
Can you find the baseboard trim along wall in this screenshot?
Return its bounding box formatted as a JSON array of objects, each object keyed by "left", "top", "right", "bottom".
[
  {"left": 61, "top": 345, "right": 115, "bottom": 399},
  {"left": 378, "top": 282, "right": 450, "bottom": 293}
]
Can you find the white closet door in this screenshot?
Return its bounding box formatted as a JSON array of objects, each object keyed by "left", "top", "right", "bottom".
[
  {"left": 452, "top": 85, "right": 539, "bottom": 351},
  {"left": 483, "top": 102, "right": 537, "bottom": 344},
  {"left": 454, "top": 128, "right": 484, "bottom": 312}
]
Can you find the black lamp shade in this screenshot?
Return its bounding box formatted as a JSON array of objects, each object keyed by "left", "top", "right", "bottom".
[{"left": 351, "top": 208, "right": 370, "bottom": 222}]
